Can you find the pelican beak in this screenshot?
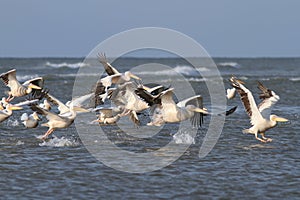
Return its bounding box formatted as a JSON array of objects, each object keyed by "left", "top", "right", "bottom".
[
  {"left": 0, "top": 104, "right": 4, "bottom": 110},
  {"left": 73, "top": 106, "right": 90, "bottom": 113},
  {"left": 236, "top": 79, "right": 245, "bottom": 84},
  {"left": 193, "top": 107, "right": 209, "bottom": 114},
  {"left": 33, "top": 112, "right": 40, "bottom": 120},
  {"left": 275, "top": 116, "right": 289, "bottom": 122},
  {"left": 143, "top": 86, "right": 151, "bottom": 91},
  {"left": 29, "top": 83, "right": 42, "bottom": 90},
  {"left": 10, "top": 106, "right": 23, "bottom": 110},
  {"left": 129, "top": 73, "right": 141, "bottom": 80}
]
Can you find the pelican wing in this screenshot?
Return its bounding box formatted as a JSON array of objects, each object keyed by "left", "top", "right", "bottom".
[
  {"left": 30, "top": 104, "right": 63, "bottom": 122},
  {"left": 177, "top": 95, "right": 204, "bottom": 127},
  {"left": 231, "top": 77, "right": 264, "bottom": 125},
  {"left": 22, "top": 77, "right": 44, "bottom": 87},
  {"left": 45, "top": 93, "right": 70, "bottom": 115},
  {"left": 66, "top": 93, "right": 94, "bottom": 107},
  {"left": 0, "top": 69, "right": 18, "bottom": 87},
  {"left": 98, "top": 53, "right": 120, "bottom": 75},
  {"left": 135, "top": 86, "right": 161, "bottom": 106},
  {"left": 257, "top": 81, "right": 279, "bottom": 119}
]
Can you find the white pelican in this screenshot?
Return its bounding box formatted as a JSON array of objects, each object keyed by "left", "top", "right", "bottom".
[
  {"left": 30, "top": 104, "right": 88, "bottom": 140},
  {"left": 20, "top": 112, "right": 40, "bottom": 128},
  {"left": 110, "top": 82, "right": 149, "bottom": 122},
  {"left": 0, "top": 69, "right": 43, "bottom": 102},
  {"left": 0, "top": 104, "right": 23, "bottom": 123},
  {"left": 92, "top": 107, "right": 122, "bottom": 124},
  {"left": 230, "top": 76, "right": 289, "bottom": 143},
  {"left": 135, "top": 87, "right": 208, "bottom": 127}
]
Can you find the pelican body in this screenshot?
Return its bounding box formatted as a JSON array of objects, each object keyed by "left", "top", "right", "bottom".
[
  {"left": 230, "top": 76, "right": 288, "bottom": 143},
  {"left": 21, "top": 112, "right": 40, "bottom": 128}
]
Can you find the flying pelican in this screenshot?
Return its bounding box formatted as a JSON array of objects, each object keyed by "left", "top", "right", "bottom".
[
  {"left": 97, "top": 53, "right": 141, "bottom": 92},
  {"left": 135, "top": 87, "right": 208, "bottom": 127},
  {"left": 109, "top": 82, "right": 149, "bottom": 125},
  {"left": 20, "top": 112, "right": 40, "bottom": 128},
  {"left": 0, "top": 104, "right": 23, "bottom": 123},
  {"left": 30, "top": 104, "right": 88, "bottom": 140},
  {"left": 230, "top": 76, "right": 289, "bottom": 143},
  {"left": 92, "top": 107, "right": 122, "bottom": 124},
  {"left": 0, "top": 69, "right": 43, "bottom": 102}
]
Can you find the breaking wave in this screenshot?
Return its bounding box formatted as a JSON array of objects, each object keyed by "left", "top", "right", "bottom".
[
  {"left": 136, "top": 65, "right": 208, "bottom": 76},
  {"left": 45, "top": 61, "right": 89, "bottom": 69},
  {"left": 217, "top": 62, "right": 241, "bottom": 68}
]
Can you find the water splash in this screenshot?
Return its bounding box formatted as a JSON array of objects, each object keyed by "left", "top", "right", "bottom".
[
  {"left": 173, "top": 131, "right": 195, "bottom": 144},
  {"left": 38, "top": 135, "right": 80, "bottom": 147}
]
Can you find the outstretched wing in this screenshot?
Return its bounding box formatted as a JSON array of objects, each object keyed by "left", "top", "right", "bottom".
[
  {"left": 177, "top": 95, "right": 204, "bottom": 128},
  {"left": 30, "top": 104, "right": 62, "bottom": 121},
  {"left": 98, "top": 53, "right": 120, "bottom": 75},
  {"left": 257, "top": 81, "right": 280, "bottom": 119},
  {"left": 0, "top": 69, "right": 18, "bottom": 88},
  {"left": 45, "top": 93, "right": 70, "bottom": 115},
  {"left": 230, "top": 77, "right": 264, "bottom": 125}
]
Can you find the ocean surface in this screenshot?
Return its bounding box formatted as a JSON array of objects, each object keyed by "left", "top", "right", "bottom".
[{"left": 0, "top": 57, "right": 299, "bottom": 199}]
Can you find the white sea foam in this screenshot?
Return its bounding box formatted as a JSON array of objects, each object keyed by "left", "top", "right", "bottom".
[
  {"left": 136, "top": 65, "right": 208, "bottom": 77},
  {"left": 217, "top": 62, "right": 241, "bottom": 68},
  {"left": 45, "top": 61, "right": 89, "bottom": 69},
  {"left": 173, "top": 131, "right": 195, "bottom": 144},
  {"left": 6, "top": 119, "right": 19, "bottom": 127},
  {"left": 38, "top": 135, "right": 79, "bottom": 147},
  {"left": 290, "top": 77, "right": 300, "bottom": 81}
]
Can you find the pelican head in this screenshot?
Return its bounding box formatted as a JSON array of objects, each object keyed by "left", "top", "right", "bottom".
[
  {"left": 270, "top": 114, "right": 288, "bottom": 122},
  {"left": 32, "top": 112, "right": 40, "bottom": 120},
  {"left": 125, "top": 71, "right": 141, "bottom": 80},
  {"left": 186, "top": 105, "right": 209, "bottom": 114},
  {"left": 26, "top": 83, "right": 42, "bottom": 94}
]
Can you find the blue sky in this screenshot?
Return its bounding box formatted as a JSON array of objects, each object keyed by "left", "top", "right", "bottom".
[{"left": 0, "top": 0, "right": 299, "bottom": 57}]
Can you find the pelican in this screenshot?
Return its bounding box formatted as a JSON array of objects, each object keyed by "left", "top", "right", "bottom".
[
  {"left": 109, "top": 82, "right": 149, "bottom": 125},
  {"left": 92, "top": 107, "right": 122, "bottom": 124},
  {"left": 20, "top": 112, "right": 40, "bottom": 128},
  {"left": 30, "top": 104, "right": 88, "bottom": 140},
  {"left": 0, "top": 104, "right": 23, "bottom": 123},
  {"left": 135, "top": 87, "right": 208, "bottom": 127},
  {"left": 230, "top": 76, "right": 289, "bottom": 143},
  {"left": 0, "top": 69, "right": 43, "bottom": 102},
  {"left": 98, "top": 53, "right": 141, "bottom": 90}
]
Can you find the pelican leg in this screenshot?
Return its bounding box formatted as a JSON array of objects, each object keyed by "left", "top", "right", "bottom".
[
  {"left": 255, "top": 132, "right": 267, "bottom": 143},
  {"left": 6, "top": 95, "right": 14, "bottom": 102},
  {"left": 261, "top": 133, "right": 273, "bottom": 142},
  {"left": 41, "top": 128, "right": 54, "bottom": 140}
]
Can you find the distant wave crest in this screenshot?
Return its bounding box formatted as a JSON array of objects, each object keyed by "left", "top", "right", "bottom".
[
  {"left": 137, "top": 65, "right": 208, "bottom": 77},
  {"left": 217, "top": 62, "right": 241, "bottom": 68},
  {"left": 45, "top": 61, "right": 89, "bottom": 68}
]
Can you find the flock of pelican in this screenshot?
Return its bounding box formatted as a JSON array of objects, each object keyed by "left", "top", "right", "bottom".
[{"left": 0, "top": 54, "right": 289, "bottom": 143}]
